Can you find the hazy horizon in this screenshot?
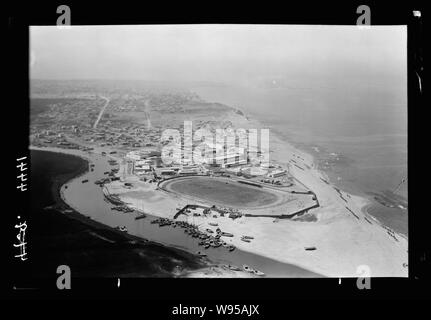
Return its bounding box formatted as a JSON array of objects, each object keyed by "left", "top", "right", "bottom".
[{"left": 30, "top": 25, "right": 406, "bottom": 87}]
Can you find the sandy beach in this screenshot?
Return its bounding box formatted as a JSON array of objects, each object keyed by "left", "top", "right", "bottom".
[
  {"left": 30, "top": 145, "right": 288, "bottom": 278},
  {"left": 99, "top": 111, "right": 408, "bottom": 277}
]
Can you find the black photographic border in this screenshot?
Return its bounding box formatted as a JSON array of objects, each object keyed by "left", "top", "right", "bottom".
[{"left": 4, "top": 1, "right": 427, "bottom": 302}]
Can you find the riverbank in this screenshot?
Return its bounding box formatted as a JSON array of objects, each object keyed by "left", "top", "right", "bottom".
[
  {"left": 31, "top": 146, "right": 311, "bottom": 277},
  {"left": 29, "top": 148, "right": 231, "bottom": 278}
]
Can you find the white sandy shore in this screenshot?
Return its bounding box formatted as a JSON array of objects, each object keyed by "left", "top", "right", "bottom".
[
  {"left": 105, "top": 117, "right": 407, "bottom": 277},
  {"left": 183, "top": 266, "right": 256, "bottom": 278},
  {"left": 31, "top": 111, "right": 408, "bottom": 277}
]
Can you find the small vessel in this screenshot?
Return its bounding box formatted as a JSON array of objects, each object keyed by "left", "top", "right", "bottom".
[
  {"left": 228, "top": 265, "right": 241, "bottom": 271},
  {"left": 241, "top": 237, "right": 251, "bottom": 243},
  {"left": 228, "top": 245, "right": 235, "bottom": 252},
  {"left": 82, "top": 179, "right": 89, "bottom": 183},
  {"left": 253, "top": 269, "right": 265, "bottom": 276},
  {"left": 135, "top": 214, "right": 146, "bottom": 220},
  {"left": 305, "top": 246, "right": 316, "bottom": 251},
  {"left": 242, "top": 265, "right": 252, "bottom": 272},
  {"left": 242, "top": 235, "right": 254, "bottom": 240},
  {"left": 206, "top": 228, "right": 214, "bottom": 233},
  {"left": 221, "top": 232, "right": 234, "bottom": 237},
  {"left": 204, "top": 244, "right": 210, "bottom": 249},
  {"left": 208, "top": 222, "right": 218, "bottom": 226},
  {"left": 196, "top": 251, "right": 207, "bottom": 257},
  {"left": 117, "top": 226, "right": 127, "bottom": 232}
]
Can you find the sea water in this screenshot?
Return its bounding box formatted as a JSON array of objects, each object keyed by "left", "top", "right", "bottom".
[{"left": 193, "top": 80, "right": 408, "bottom": 236}]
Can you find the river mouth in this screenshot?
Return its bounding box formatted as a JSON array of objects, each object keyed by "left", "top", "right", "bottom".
[
  {"left": 161, "top": 176, "right": 282, "bottom": 208},
  {"left": 29, "top": 149, "right": 206, "bottom": 278},
  {"left": 35, "top": 148, "right": 321, "bottom": 277}
]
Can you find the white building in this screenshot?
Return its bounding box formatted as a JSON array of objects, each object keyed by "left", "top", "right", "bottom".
[
  {"left": 268, "top": 169, "right": 287, "bottom": 178},
  {"left": 125, "top": 159, "right": 135, "bottom": 176},
  {"left": 126, "top": 150, "right": 152, "bottom": 161}
]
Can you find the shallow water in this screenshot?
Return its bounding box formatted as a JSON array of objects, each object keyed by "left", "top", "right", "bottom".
[{"left": 193, "top": 84, "right": 408, "bottom": 236}]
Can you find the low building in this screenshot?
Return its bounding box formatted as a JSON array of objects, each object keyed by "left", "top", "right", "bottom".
[
  {"left": 178, "top": 168, "right": 198, "bottom": 175},
  {"left": 125, "top": 159, "right": 135, "bottom": 176},
  {"left": 160, "top": 169, "right": 177, "bottom": 176},
  {"left": 268, "top": 169, "right": 287, "bottom": 178}
]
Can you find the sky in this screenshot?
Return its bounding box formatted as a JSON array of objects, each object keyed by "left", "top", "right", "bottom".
[{"left": 30, "top": 25, "right": 406, "bottom": 85}]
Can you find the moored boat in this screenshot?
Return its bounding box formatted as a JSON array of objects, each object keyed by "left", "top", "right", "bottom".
[
  {"left": 221, "top": 232, "right": 234, "bottom": 237},
  {"left": 242, "top": 235, "right": 254, "bottom": 240},
  {"left": 242, "top": 265, "right": 252, "bottom": 272},
  {"left": 253, "top": 269, "right": 265, "bottom": 276},
  {"left": 196, "top": 251, "right": 207, "bottom": 257},
  {"left": 228, "top": 265, "right": 241, "bottom": 271},
  {"left": 305, "top": 246, "right": 316, "bottom": 251}
]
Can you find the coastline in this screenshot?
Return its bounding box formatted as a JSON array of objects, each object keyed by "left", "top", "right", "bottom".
[
  {"left": 29, "top": 147, "right": 223, "bottom": 277},
  {"left": 101, "top": 107, "right": 407, "bottom": 277},
  {"left": 193, "top": 86, "right": 407, "bottom": 236},
  {"left": 246, "top": 112, "right": 408, "bottom": 239},
  {"left": 31, "top": 146, "right": 310, "bottom": 277},
  {"left": 29, "top": 101, "right": 408, "bottom": 277}
]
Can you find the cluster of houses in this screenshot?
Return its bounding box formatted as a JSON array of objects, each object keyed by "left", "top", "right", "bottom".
[{"left": 121, "top": 141, "right": 291, "bottom": 185}]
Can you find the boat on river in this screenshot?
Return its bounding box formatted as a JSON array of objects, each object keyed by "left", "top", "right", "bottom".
[
  {"left": 253, "top": 269, "right": 265, "bottom": 276},
  {"left": 242, "top": 265, "right": 252, "bottom": 272}
]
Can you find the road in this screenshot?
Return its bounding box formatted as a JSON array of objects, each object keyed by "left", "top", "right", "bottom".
[
  {"left": 93, "top": 96, "right": 110, "bottom": 129},
  {"left": 144, "top": 99, "right": 152, "bottom": 128}
]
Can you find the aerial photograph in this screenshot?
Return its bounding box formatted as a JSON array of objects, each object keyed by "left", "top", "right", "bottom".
[{"left": 29, "top": 25, "right": 407, "bottom": 278}]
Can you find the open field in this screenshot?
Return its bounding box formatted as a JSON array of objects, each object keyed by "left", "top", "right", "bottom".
[{"left": 163, "top": 176, "right": 280, "bottom": 208}]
